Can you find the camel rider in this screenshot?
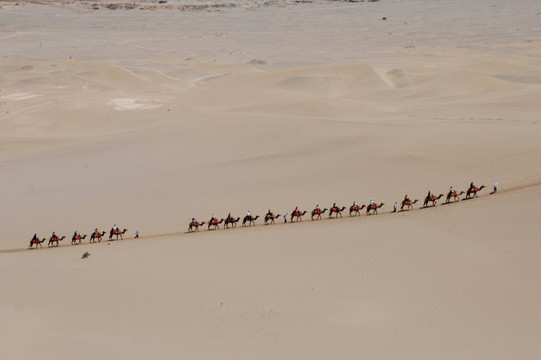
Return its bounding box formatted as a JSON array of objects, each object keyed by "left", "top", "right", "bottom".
[
  {"left": 246, "top": 210, "right": 251, "bottom": 218},
  {"left": 113, "top": 224, "right": 117, "bottom": 232},
  {"left": 470, "top": 182, "right": 475, "bottom": 191},
  {"left": 211, "top": 213, "right": 216, "bottom": 221},
  {"left": 315, "top": 204, "right": 319, "bottom": 212},
  {"left": 192, "top": 217, "right": 196, "bottom": 224},
  {"left": 52, "top": 231, "right": 56, "bottom": 240},
  {"left": 227, "top": 212, "right": 232, "bottom": 221},
  {"left": 333, "top": 202, "right": 337, "bottom": 209},
  {"left": 449, "top": 186, "right": 454, "bottom": 195},
  {"left": 427, "top": 191, "right": 431, "bottom": 200},
  {"left": 32, "top": 233, "right": 38, "bottom": 241},
  {"left": 353, "top": 201, "right": 357, "bottom": 208},
  {"left": 266, "top": 209, "right": 272, "bottom": 217},
  {"left": 94, "top": 228, "right": 98, "bottom": 235},
  {"left": 370, "top": 199, "right": 374, "bottom": 206},
  {"left": 295, "top": 206, "right": 299, "bottom": 214},
  {"left": 404, "top": 194, "right": 409, "bottom": 203},
  {"left": 74, "top": 230, "right": 78, "bottom": 238}
]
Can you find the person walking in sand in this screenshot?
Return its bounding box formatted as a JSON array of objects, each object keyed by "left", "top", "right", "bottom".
[
  {"left": 135, "top": 229, "right": 139, "bottom": 239},
  {"left": 393, "top": 202, "right": 397, "bottom": 213},
  {"left": 283, "top": 213, "right": 288, "bottom": 223}
]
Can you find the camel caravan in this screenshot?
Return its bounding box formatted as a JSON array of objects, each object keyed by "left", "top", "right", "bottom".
[
  {"left": 29, "top": 182, "right": 494, "bottom": 248},
  {"left": 29, "top": 226, "right": 128, "bottom": 249},
  {"left": 186, "top": 182, "right": 492, "bottom": 232}
]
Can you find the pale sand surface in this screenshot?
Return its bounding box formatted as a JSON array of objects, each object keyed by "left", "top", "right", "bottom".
[{"left": 1, "top": 0, "right": 541, "bottom": 358}]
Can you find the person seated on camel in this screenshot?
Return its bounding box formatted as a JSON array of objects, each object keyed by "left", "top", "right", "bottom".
[
  {"left": 266, "top": 209, "right": 272, "bottom": 217},
  {"left": 32, "top": 233, "right": 38, "bottom": 242},
  {"left": 469, "top": 182, "right": 475, "bottom": 191},
  {"left": 352, "top": 201, "right": 357, "bottom": 208},
  {"left": 51, "top": 231, "right": 57, "bottom": 240},
  {"left": 332, "top": 203, "right": 337, "bottom": 211},
  {"left": 404, "top": 194, "right": 410, "bottom": 204},
  {"left": 227, "top": 213, "right": 232, "bottom": 221},
  {"left": 192, "top": 217, "right": 197, "bottom": 225}
]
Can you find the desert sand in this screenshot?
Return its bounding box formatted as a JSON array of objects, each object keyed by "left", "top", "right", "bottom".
[{"left": 1, "top": 0, "right": 541, "bottom": 358}]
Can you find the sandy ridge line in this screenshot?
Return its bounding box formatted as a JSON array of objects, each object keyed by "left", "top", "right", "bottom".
[{"left": 2, "top": 179, "right": 540, "bottom": 255}]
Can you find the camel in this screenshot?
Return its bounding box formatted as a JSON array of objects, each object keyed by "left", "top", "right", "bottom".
[
  {"left": 90, "top": 231, "right": 106, "bottom": 243},
  {"left": 400, "top": 199, "right": 418, "bottom": 211},
  {"left": 264, "top": 213, "right": 281, "bottom": 224},
  {"left": 109, "top": 228, "right": 128, "bottom": 241},
  {"left": 366, "top": 203, "right": 384, "bottom": 215},
  {"left": 329, "top": 206, "right": 346, "bottom": 218},
  {"left": 207, "top": 218, "right": 224, "bottom": 230},
  {"left": 290, "top": 210, "right": 307, "bottom": 222},
  {"left": 29, "top": 236, "right": 45, "bottom": 249},
  {"left": 224, "top": 217, "right": 240, "bottom": 229},
  {"left": 349, "top": 204, "right": 366, "bottom": 216},
  {"left": 242, "top": 215, "right": 259, "bottom": 227},
  {"left": 423, "top": 194, "right": 444, "bottom": 207},
  {"left": 445, "top": 190, "right": 464, "bottom": 203},
  {"left": 188, "top": 221, "right": 205, "bottom": 232},
  {"left": 48, "top": 235, "right": 65, "bottom": 247},
  {"left": 311, "top": 208, "right": 327, "bottom": 220},
  {"left": 71, "top": 234, "right": 87, "bottom": 245},
  {"left": 465, "top": 185, "right": 485, "bottom": 199}
]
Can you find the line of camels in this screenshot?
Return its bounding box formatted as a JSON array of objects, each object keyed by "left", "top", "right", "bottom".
[
  {"left": 29, "top": 227, "right": 128, "bottom": 249},
  {"left": 187, "top": 184, "right": 488, "bottom": 232},
  {"left": 28, "top": 183, "right": 489, "bottom": 248}
]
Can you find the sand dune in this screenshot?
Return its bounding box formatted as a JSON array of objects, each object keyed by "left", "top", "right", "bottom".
[{"left": 1, "top": 0, "right": 541, "bottom": 359}]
